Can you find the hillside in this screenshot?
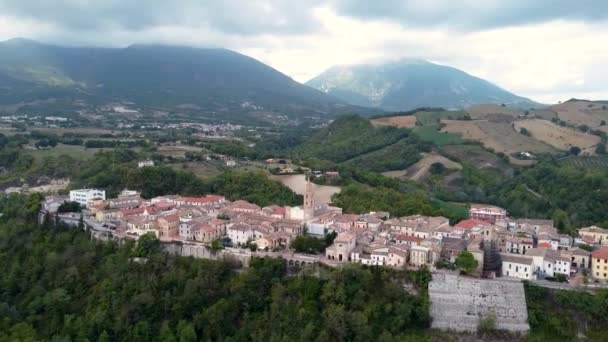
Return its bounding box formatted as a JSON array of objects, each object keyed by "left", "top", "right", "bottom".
[
  {"left": 306, "top": 59, "right": 539, "bottom": 111},
  {"left": 0, "top": 39, "right": 369, "bottom": 118},
  {"left": 291, "top": 115, "right": 431, "bottom": 172}
]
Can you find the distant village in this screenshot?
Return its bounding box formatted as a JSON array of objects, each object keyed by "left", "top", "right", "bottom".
[{"left": 41, "top": 179, "right": 608, "bottom": 286}]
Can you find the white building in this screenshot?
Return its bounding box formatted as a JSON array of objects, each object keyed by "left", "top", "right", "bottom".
[
  {"left": 501, "top": 254, "right": 534, "bottom": 280},
  {"left": 138, "top": 160, "right": 155, "bottom": 168},
  {"left": 69, "top": 189, "right": 106, "bottom": 207},
  {"left": 227, "top": 223, "right": 254, "bottom": 246}
]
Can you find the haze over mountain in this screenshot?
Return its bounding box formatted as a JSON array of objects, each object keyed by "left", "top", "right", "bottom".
[
  {"left": 307, "top": 59, "right": 540, "bottom": 111},
  {"left": 0, "top": 38, "right": 366, "bottom": 117}
]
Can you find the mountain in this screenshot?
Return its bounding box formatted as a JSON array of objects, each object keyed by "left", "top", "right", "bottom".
[
  {"left": 0, "top": 38, "right": 368, "bottom": 117},
  {"left": 306, "top": 58, "right": 539, "bottom": 111}
]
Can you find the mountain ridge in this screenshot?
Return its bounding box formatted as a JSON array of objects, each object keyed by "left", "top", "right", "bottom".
[
  {"left": 306, "top": 59, "right": 540, "bottom": 111},
  {"left": 0, "top": 39, "right": 373, "bottom": 118}
]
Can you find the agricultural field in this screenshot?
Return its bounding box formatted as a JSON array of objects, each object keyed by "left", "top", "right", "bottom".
[
  {"left": 156, "top": 144, "right": 205, "bottom": 157},
  {"left": 383, "top": 152, "right": 462, "bottom": 180},
  {"left": 414, "top": 110, "right": 466, "bottom": 126},
  {"left": 465, "top": 104, "right": 523, "bottom": 120},
  {"left": 439, "top": 144, "right": 505, "bottom": 170},
  {"left": 31, "top": 127, "right": 120, "bottom": 136},
  {"left": 170, "top": 161, "right": 223, "bottom": 178},
  {"left": 559, "top": 156, "right": 608, "bottom": 169},
  {"left": 26, "top": 144, "right": 112, "bottom": 160},
  {"left": 370, "top": 115, "right": 417, "bottom": 128},
  {"left": 412, "top": 125, "right": 466, "bottom": 145},
  {"left": 531, "top": 109, "right": 558, "bottom": 121},
  {"left": 549, "top": 100, "right": 608, "bottom": 127},
  {"left": 441, "top": 120, "right": 556, "bottom": 156},
  {"left": 513, "top": 119, "right": 601, "bottom": 150}
]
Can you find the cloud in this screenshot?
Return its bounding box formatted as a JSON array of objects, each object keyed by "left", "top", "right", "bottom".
[
  {"left": 0, "top": 0, "right": 323, "bottom": 35},
  {"left": 331, "top": 0, "right": 608, "bottom": 31}
]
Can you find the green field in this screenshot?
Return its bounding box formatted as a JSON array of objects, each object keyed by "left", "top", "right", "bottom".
[
  {"left": 26, "top": 144, "right": 114, "bottom": 160},
  {"left": 412, "top": 125, "right": 466, "bottom": 145},
  {"left": 414, "top": 110, "right": 466, "bottom": 126},
  {"left": 559, "top": 156, "right": 608, "bottom": 169}
]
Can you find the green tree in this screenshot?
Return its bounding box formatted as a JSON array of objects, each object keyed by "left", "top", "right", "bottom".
[
  {"left": 134, "top": 233, "right": 161, "bottom": 257},
  {"left": 291, "top": 235, "right": 326, "bottom": 254},
  {"left": 176, "top": 321, "right": 197, "bottom": 342},
  {"left": 569, "top": 146, "right": 581, "bottom": 155},
  {"left": 429, "top": 162, "right": 447, "bottom": 175},
  {"left": 455, "top": 250, "right": 478, "bottom": 274}
]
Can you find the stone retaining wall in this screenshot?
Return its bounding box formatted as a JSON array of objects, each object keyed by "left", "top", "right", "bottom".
[{"left": 429, "top": 273, "right": 530, "bottom": 333}]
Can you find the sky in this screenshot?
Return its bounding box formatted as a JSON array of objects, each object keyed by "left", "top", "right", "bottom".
[{"left": 0, "top": 0, "right": 607, "bottom": 103}]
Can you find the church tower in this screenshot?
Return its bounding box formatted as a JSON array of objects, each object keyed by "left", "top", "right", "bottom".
[{"left": 303, "top": 174, "right": 314, "bottom": 220}]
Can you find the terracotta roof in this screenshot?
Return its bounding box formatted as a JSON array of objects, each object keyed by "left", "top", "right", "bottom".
[
  {"left": 273, "top": 206, "right": 286, "bottom": 215},
  {"left": 185, "top": 195, "right": 225, "bottom": 204},
  {"left": 455, "top": 218, "right": 491, "bottom": 229},
  {"left": 120, "top": 207, "right": 145, "bottom": 216},
  {"left": 395, "top": 234, "right": 420, "bottom": 242},
  {"left": 155, "top": 202, "right": 176, "bottom": 209},
  {"left": 538, "top": 242, "right": 552, "bottom": 249},
  {"left": 335, "top": 232, "right": 356, "bottom": 242},
  {"left": 580, "top": 225, "right": 608, "bottom": 233},
  {"left": 592, "top": 247, "right": 608, "bottom": 260},
  {"left": 159, "top": 213, "right": 179, "bottom": 222}
]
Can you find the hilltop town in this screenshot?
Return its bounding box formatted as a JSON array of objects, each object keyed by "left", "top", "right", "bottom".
[{"left": 42, "top": 178, "right": 608, "bottom": 287}]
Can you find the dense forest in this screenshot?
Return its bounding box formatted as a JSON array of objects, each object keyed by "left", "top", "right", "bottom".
[
  {"left": 431, "top": 156, "right": 608, "bottom": 231},
  {"left": 292, "top": 115, "right": 429, "bottom": 167},
  {"left": 525, "top": 283, "right": 608, "bottom": 341},
  {"left": 0, "top": 194, "right": 431, "bottom": 341}
]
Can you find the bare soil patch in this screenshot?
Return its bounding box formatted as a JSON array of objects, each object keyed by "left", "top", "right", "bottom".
[
  {"left": 441, "top": 120, "right": 555, "bottom": 156},
  {"left": 383, "top": 153, "right": 462, "bottom": 180},
  {"left": 513, "top": 119, "right": 600, "bottom": 150},
  {"left": 465, "top": 104, "right": 523, "bottom": 120},
  {"left": 549, "top": 101, "right": 608, "bottom": 127},
  {"left": 370, "top": 115, "right": 417, "bottom": 128}
]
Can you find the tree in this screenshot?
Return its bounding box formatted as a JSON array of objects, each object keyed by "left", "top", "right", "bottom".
[
  {"left": 519, "top": 127, "right": 531, "bottom": 136},
  {"left": 324, "top": 231, "right": 337, "bottom": 247},
  {"left": 429, "top": 162, "right": 447, "bottom": 175},
  {"left": 291, "top": 235, "right": 326, "bottom": 254},
  {"left": 596, "top": 143, "right": 606, "bottom": 155},
  {"left": 570, "top": 146, "right": 581, "bottom": 156},
  {"left": 210, "top": 239, "right": 224, "bottom": 251},
  {"left": 176, "top": 320, "right": 197, "bottom": 342},
  {"left": 455, "top": 250, "right": 478, "bottom": 274},
  {"left": 134, "top": 233, "right": 161, "bottom": 257},
  {"left": 57, "top": 201, "right": 82, "bottom": 213}
]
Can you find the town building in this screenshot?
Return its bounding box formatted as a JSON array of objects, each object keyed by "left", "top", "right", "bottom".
[
  {"left": 579, "top": 226, "right": 608, "bottom": 245},
  {"left": 326, "top": 232, "right": 356, "bottom": 262},
  {"left": 69, "top": 189, "right": 106, "bottom": 207},
  {"left": 501, "top": 254, "right": 534, "bottom": 280},
  {"left": 138, "top": 160, "right": 155, "bottom": 168},
  {"left": 469, "top": 205, "right": 507, "bottom": 224},
  {"left": 591, "top": 247, "right": 608, "bottom": 280}
]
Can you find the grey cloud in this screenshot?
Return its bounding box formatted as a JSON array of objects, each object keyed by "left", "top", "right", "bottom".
[
  {"left": 0, "top": 0, "right": 323, "bottom": 35},
  {"left": 331, "top": 0, "right": 608, "bottom": 30}
]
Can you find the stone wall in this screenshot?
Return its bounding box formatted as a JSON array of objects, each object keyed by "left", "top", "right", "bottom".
[
  {"left": 162, "top": 243, "right": 252, "bottom": 267},
  {"left": 429, "top": 273, "right": 530, "bottom": 333}
]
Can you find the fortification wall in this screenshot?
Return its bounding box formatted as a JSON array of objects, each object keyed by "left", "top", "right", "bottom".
[{"left": 429, "top": 273, "right": 530, "bottom": 333}]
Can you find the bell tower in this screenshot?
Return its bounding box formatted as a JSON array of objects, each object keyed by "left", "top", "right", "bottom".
[{"left": 303, "top": 174, "right": 314, "bottom": 220}]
